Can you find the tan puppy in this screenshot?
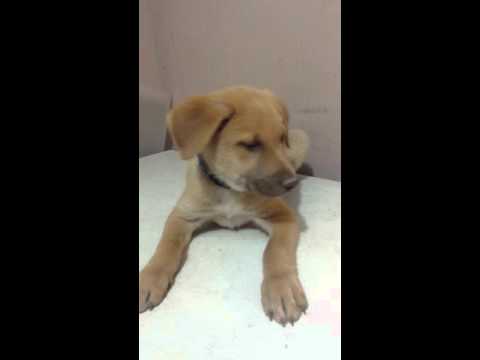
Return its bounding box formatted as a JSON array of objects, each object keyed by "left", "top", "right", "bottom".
[{"left": 139, "top": 86, "right": 310, "bottom": 326}]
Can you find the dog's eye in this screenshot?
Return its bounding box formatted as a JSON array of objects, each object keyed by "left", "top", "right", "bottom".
[{"left": 238, "top": 141, "right": 262, "bottom": 151}]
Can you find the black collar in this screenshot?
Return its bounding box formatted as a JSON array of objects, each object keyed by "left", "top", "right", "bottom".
[{"left": 197, "top": 155, "right": 231, "bottom": 190}]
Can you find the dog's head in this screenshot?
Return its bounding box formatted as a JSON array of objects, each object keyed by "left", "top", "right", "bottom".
[{"left": 167, "top": 86, "right": 305, "bottom": 197}]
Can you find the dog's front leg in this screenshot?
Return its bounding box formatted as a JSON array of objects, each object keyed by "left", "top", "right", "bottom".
[
  {"left": 139, "top": 208, "right": 197, "bottom": 313},
  {"left": 258, "top": 200, "right": 308, "bottom": 326}
]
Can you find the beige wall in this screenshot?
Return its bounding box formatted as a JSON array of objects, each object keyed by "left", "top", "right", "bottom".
[
  {"left": 140, "top": 0, "right": 340, "bottom": 180},
  {"left": 139, "top": 0, "right": 171, "bottom": 156}
]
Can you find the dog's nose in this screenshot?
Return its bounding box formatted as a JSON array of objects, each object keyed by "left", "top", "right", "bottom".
[{"left": 282, "top": 176, "right": 298, "bottom": 189}]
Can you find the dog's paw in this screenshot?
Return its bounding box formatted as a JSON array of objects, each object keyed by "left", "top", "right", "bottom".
[
  {"left": 261, "top": 273, "right": 308, "bottom": 326},
  {"left": 139, "top": 267, "right": 172, "bottom": 313}
]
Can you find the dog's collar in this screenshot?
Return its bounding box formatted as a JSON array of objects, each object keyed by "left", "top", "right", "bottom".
[{"left": 197, "top": 155, "right": 231, "bottom": 190}]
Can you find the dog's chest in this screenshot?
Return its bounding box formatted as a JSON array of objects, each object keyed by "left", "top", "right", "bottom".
[{"left": 212, "top": 196, "right": 253, "bottom": 229}]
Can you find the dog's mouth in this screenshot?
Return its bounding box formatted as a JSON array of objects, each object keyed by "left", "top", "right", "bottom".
[
  {"left": 247, "top": 177, "right": 299, "bottom": 197},
  {"left": 212, "top": 167, "right": 300, "bottom": 196}
]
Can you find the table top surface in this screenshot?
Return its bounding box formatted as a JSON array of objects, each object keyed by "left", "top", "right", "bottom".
[{"left": 139, "top": 151, "right": 341, "bottom": 360}]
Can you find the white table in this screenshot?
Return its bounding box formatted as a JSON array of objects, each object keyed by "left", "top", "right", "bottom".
[{"left": 139, "top": 151, "right": 341, "bottom": 360}]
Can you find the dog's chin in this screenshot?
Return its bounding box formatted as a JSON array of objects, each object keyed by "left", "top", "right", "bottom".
[{"left": 221, "top": 176, "right": 248, "bottom": 192}]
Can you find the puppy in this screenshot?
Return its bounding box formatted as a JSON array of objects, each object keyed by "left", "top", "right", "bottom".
[{"left": 139, "top": 86, "right": 310, "bottom": 326}]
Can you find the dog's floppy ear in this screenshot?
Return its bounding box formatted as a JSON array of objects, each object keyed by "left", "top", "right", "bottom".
[
  {"left": 287, "top": 129, "right": 309, "bottom": 170},
  {"left": 274, "top": 98, "right": 289, "bottom": 127},
  {"left": 166, "top": 96, "right": 235, "bottom": 160},
  {"left": 263, "top": 89, "right": 289, "bottom": 129},
  {"left": 271, "top": 97, "right": 290, "bottom": 147}
]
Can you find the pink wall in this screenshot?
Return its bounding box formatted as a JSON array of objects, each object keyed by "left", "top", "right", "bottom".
[{"left": 141, "top": 0, "right": 340, "bottom": 180}]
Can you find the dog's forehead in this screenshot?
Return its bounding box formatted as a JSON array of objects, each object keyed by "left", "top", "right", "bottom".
[
  {"left": 239, "top": 97, "right": 283, "bottom": 124},
  {"left": 211, "top": 86, "right": 286, "bottom": 135},
  {"left": 226, "top": 113, "right": 285, "bottom": 142},
  {"left": 232, "top": 103, "right": 283, "bottom": 128}
]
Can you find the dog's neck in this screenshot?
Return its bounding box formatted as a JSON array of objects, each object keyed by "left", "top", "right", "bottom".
[{"left": 197, "top": 155, "right": 231, "bottom": 190}]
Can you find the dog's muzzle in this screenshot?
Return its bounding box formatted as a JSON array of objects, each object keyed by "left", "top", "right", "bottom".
[{"left": 251, "top": 175, "right": 299, "bottom": 197}]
